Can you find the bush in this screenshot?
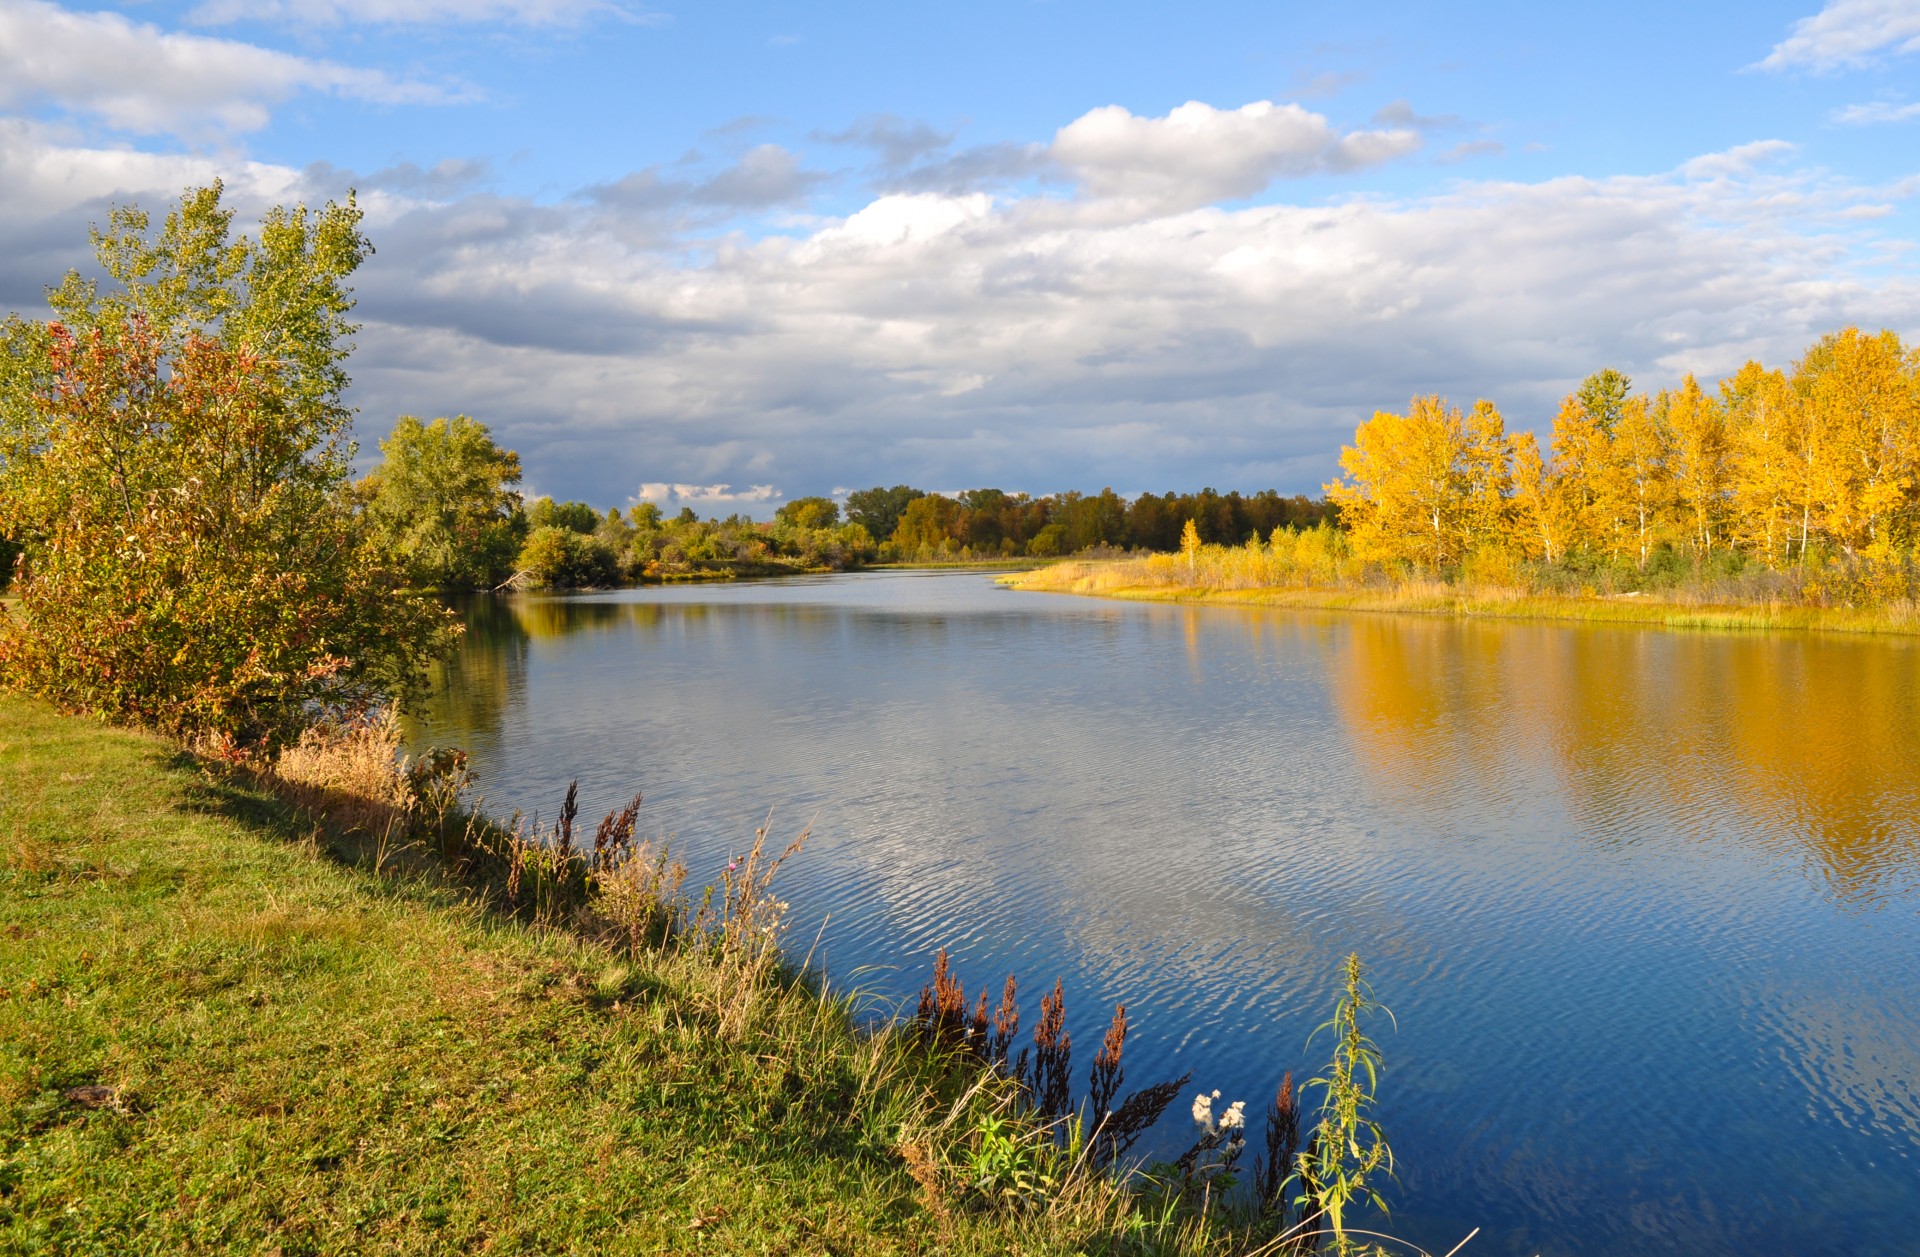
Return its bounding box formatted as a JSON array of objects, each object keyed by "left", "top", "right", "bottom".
[
  {"left": 0, "top": 183, "right": 452, "bottom": 747},
  {"left": 517, "top": 525, "right": 619, "bottom": 588}
]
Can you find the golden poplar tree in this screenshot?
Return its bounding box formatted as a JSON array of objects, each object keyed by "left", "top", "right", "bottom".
[
  {"left": 1722, "top": 362, "right": 1797, "bottom": 567},
  {"left": 1793, "top": 327, "right": 1916, "bottom": 558},
  {"left": 1613, "top": 394, "right": 1672, "bottom": 568},
  {"left": 1460, "top": 400, "right": 1513, "bottom": 553},
  {"left": 1508, "top": 430, "right": 1569, "bottom": 564},
  {"left": 1324, "top": 396, "right": 1469, "bottom": 568},
  {"left": 1665, "top": 374, "right": 1728, "bottom": 554}
]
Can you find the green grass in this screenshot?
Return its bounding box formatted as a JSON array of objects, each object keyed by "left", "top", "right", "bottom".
[{"left": 0, "top": 697, "right": 1085, "bottom": 1255}]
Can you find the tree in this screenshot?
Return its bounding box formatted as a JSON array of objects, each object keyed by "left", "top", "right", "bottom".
[
  {"left": 1577, "top": 368, "right": 1632, "bottom": 436},
  {"left": 360, "top": 414, "right": 525, "bottom": 590},
  {"left": 527, "top": 497, "right": 601, "bottom": 534},
  {"left": 1665, "top": 374, "right": 1729, "bottom": 554},
  {"left": 1508, "top": 430, "right": 1568, "bottom": 564},
  {"left": 1723, "top": 361, "right": 1798, "bottom": 567},
  {"left": 517, "top": 525, "right": 618, "bottom": 588},
  {"left": 1460, "top": 400, "right": 1512, "bottom": 553},
  {"left": 1794, "top": 327, "right": 1916, "bottom": 559},
  {"left": 846, "top": 485, "right": 925, "bottom": 542},
  {"left": 890, "top": 494, "right": 962, "bottom": 554},
  {"left": 775, "top": 496, "right": 840, "bottom": 530},
  {"left": 1324, "top": 396, "right": 1469, "bottom": 569},
  {"left": 1613, "top": 394, "right": 1671, "bottom": 568},
  {"left": 0, "top": 182, "right": 449, "bottom": 746}
]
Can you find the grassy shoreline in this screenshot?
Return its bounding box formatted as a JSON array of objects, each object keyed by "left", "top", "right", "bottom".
[
  {"left": 1005, "top": 560, "right": 1920, "bottom": 637},
  {"left": 3, "top": 697, "right": 1339, "bottom": 1254},
  {"left": 0, "top": 698, "right": 1136, "bottom": 1254}
]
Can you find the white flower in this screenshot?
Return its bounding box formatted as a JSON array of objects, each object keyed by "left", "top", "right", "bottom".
[
  {"left": 1218, "top": 1100, "right": 1247, "bottom": 1132},
  {"left": 1190, "top": 1092, "right": 1214, "bottom": 1132}
]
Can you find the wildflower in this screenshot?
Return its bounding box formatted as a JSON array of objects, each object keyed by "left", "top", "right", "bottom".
[
  {"left": 1191, "top": 1091, "right": 1215, "bottom": 1132},
  {"left": 1219, "top": 1100, "right": 1247, "bottom": 1132}
]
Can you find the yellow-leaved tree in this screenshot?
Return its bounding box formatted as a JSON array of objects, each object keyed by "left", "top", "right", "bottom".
[
  {"left": 1665, "top": 374, "right": 1728, "bottom": 555},
  {"left": 1325, "top": 396, "right": 1470, "bottom": 569},
  {"left": 1722, "top": 361, "right": 1799, "bottom": 568},
  {"left": 1794, "top": 327, "right": 1917, "bottom": 559}
]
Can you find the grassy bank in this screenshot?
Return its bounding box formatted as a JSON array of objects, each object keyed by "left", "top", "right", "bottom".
[
  {"left": 1007, "top": 557, "right": 1920, "bottom": 636},
  {"left": 1, "top": 697, "right": 1208, "bottom": 1254}
]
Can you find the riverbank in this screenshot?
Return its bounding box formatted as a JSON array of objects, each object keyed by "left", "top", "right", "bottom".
[
  {"left": 1006, "top": 559, "right": 1920, "bottom": 636},
  {"left": 0, "top": 697, "right": 1201, "bottom": 1254}
]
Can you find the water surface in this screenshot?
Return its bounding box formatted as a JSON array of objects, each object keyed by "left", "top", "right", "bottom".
[{"left": 410, "top": 572, "right": 1920, "bottom": 1256}]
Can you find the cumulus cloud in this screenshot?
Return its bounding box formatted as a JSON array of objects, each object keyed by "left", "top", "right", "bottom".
[
  {"left": 638, "top": 483, "right": 781, "bottom": 510},
  {"left": 0, "top": 0, "right": 463, "bottom": 137},
  {"left": 1760, "top": 0, "right": 1920, "bottom": 70},
  {"left": 1050, "top": 100, "right": 1420, "bottom": 210},
  {"left": 2, "top": 111, "right": 1914, "bottom": 511},
  {"left": 187, "top": 0, "right": 661, "bottom": 27}
]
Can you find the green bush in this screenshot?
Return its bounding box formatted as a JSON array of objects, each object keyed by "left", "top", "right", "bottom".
[
  {"left": 517, "top": 525, "right": 619, "bottom": 588},
  {"left": 0, "top": 183, "right": 451, "bottom": 747}
]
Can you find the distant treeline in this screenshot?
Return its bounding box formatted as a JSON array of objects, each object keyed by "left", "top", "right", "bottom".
[{"left": 343, "top": 414, "right": 1338, "bottom": 590}]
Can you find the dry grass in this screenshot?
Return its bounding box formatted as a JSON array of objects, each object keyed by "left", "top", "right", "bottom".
[{"left": 1011, "top": 545, "right": 1920, "bottom": 638}]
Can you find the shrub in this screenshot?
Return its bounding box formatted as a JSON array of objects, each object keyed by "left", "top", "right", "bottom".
[
  {"left": 517, "top": 524, "right": 619, "bottom": 587},
  {"left": 0, "top": 184, "right": 451, "bottom": 747}
]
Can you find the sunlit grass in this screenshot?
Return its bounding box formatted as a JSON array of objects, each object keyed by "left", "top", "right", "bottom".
[
  {"left": 1009, "top": 546, "right": 1920, "bottom": 637},
  {"left": 5, "top": 696, "right": 1429, "bottom": 1254}
]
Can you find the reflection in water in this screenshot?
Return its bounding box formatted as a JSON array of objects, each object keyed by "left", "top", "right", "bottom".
[
  {"left": 411, "top": 577, "right": 1920, "bottom": 1257},
  {"left": 1324, "top": 615, "right": 1920, "bottom": 908}
]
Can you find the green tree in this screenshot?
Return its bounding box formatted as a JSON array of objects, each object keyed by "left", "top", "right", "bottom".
[
  {"left": 0, "top": 182, "right": 450, "bottom": 746},
  {"left": 517, "top": 526, "right": 618, "bottom": 588},
  {"left": 1577, "top": 367, "right": 1633, "bottom": 436},
  {"left": 360, "top": 414, "right": 525, "bottom": 590},
  {"left": 775, "top": 495, "right": 840, "bottom": 530},
  {"left": 845, "top": 485, "right": 925, "bottom": 542},
  {"left": 526, "top": 497, "right": 601, "bottom": 534}
]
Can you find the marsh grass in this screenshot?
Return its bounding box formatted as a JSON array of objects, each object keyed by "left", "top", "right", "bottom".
[{"left": 1012, "top": 545, "right": 1920, "bottom": 637}]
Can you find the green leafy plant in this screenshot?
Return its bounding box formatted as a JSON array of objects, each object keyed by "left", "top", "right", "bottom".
[
  {"left": 1297, "top": 952, "right": 1396, "bottom": 1255},
  {"left": 965, "top": 1111, "right": 1057, "bottom": 1207}
]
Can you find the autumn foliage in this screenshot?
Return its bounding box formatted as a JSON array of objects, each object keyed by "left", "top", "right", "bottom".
[
  {"left": 0, "top": 184, "right": 450, "bottom": 746},
  {"left": 1326, "top": 328, "right": 1920, "bottom": 597}
]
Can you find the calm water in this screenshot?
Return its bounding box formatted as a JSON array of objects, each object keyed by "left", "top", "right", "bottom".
[{"left": 409, "top": 572, "right": 1920, "bottom": 1256}]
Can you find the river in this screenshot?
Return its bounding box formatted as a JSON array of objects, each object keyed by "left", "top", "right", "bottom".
[{"left": 407, "top": 570, "right": 1920, "bottom": 1256}]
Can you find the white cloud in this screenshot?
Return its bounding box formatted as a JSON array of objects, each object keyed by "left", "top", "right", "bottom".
[
  {"left": 1679, "top": 139, "right": 1797, "bottom": 179},
  {"left": 1050, "top": 100, "right": 1421, "bottom": 211},
  {"left": 1760, "top": 0, "right": 1920, "bottom": 70},
  {"left": 1, "top": 112, "right": 1914, "bottom": 510},
  {"left": 186, "top": 0, "right": 660, "bottom": 27},
  {"left": 0, "top": 0, "right": 463, "bottom": 137},
  {"left": 638, "top": 483, "right": 781, "bottom": 510},
  {"left": 1834, "top": 98, "right": 1920, "bottom": 122}
]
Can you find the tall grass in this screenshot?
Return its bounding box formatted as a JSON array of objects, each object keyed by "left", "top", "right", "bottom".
[
  {"left": 1012, "top": 529, "right": 1920, "bottom": 635},
  {"left": 248, "top": 714, "right": 1471, "bottom": 1254}
]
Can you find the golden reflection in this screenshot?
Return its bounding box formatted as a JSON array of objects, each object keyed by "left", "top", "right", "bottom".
[{"left": 1326, "top": 616, "right": 1920, "bottom": 905}]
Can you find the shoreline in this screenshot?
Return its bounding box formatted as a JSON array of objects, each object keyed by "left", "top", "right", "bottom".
[{"left": 1002, "top": 562, "right": 1920, "bottom": 638}]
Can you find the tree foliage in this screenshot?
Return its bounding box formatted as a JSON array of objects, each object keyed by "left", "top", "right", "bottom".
[
  {"left": 0, "top": 182, "right": 451, "bottom": 746},
  {"left": 359, "top": 414, "right": 525, "bottom": 590},
  {"left": 1323, "top": 327, "right": 1920, "bottom": 597}
]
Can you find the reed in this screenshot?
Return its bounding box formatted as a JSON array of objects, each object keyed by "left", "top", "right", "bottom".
[{"left": 1010, "top": 541, "right": 1920, "bottom": 638}]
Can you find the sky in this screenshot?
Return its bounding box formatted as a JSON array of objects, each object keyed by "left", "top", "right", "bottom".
[{"left": 3, "top": 0, "right": 1919, "bottom": 513}]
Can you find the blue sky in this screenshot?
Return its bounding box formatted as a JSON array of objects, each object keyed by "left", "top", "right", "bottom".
[{"left": 3, "top": 0, "right": 1917, "bottom": 511}]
